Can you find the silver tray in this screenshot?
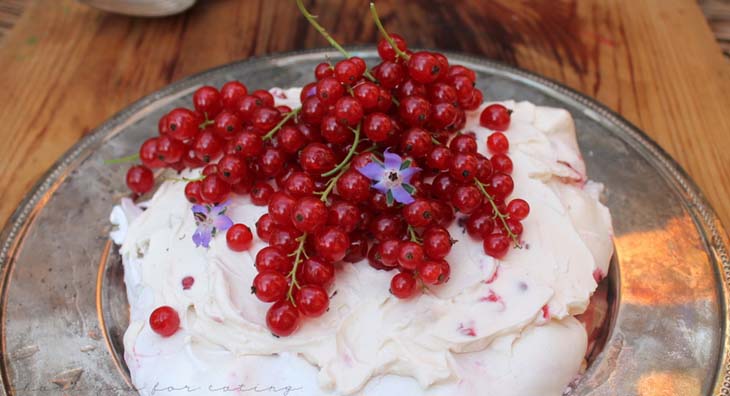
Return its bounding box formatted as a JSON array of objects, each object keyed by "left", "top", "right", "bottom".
[{"left": 0, "top": 48, "right": 728, "bottom": 396}]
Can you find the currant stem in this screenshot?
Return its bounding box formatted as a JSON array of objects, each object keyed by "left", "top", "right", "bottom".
[
  {"left": 369, "top": 2, "right": 411, "bottom": 61},
  {"left": 321, "top": 123, "right": 361, "bottom": 177},
  {"left": 473, "top": 179, "right": 520, "bottom": 247},
  {"left": 164, "top": 175, "right": 205, "bottom": 183},
  {"left": 295, "top": 0, "right": 377, "bottom": 82},
  {"left": 408, "top": 225, "right": 422, "bottom": 244},
  {"left": 317, "top": 164, "right": 350, "bottom": 203},
  {"left": 262, "top": 107, "right": 301, "bottom": 141},
  {"left": 105, "top": 153, "right": 140, "bottom": 165},
  {"left": 286, "top": 233, "right": 308, "bottom": 304}
]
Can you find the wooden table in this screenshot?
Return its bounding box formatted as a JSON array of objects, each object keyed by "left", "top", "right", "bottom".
[{"left": 0, "top": 0, "right": 729, "bottom": 231}]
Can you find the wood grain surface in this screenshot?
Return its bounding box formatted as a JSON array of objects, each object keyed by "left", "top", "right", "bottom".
[{"left": 0, "top": 0, "right": 729, "bottom": 231}]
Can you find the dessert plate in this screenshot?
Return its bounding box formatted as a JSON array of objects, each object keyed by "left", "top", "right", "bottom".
[{"left": 0, "top": 48, "right": 728, "bottom": 396}]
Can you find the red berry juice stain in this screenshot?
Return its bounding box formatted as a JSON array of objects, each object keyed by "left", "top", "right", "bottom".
[{"left": 182, "top": 276, "right": 195, "bottom": 290}]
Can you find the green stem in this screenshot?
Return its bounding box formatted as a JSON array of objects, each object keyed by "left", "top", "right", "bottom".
[
  {"left": 262, "top": 108, "right": 301, "bottom": 141},
  {"left": 295, "top": 0, "right": 377, "bottom": 82},
  {"left": 317, "top": 164, "right": 350, "bottom": 203},
  {"left": 321, "top": 124, "right": 361, "bottom": 177},
  {"left": 408, "top": 225, "right": 422, "bottom": 244},
  {"left": 369, "top": 2, "right": 410, "bottom": 60},
  {"left": 164, "top": 175, "right": 205, "bottom": 183},
  {"left": 286, "top": 233, "right": 308, "bottom": 304},
  {"left": 104, "top": 153, "right": 140, "bottom": 165},
  {"left": 474, "top": 179, "right": 520, "bottom": 247}
]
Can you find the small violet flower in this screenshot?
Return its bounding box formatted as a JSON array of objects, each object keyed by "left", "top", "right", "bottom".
[
  {"left": 357, "top": 148, "right": 420, "bottom": 205},
  {"left": 192, "top": 201, "right": 233, "bottom": 248}
]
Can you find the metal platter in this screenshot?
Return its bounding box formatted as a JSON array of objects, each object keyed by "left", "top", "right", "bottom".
[{"left": 0, "top": 48, "right": 728, "bottom": 396}]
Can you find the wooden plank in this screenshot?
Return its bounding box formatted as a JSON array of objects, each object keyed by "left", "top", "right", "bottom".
[{"left": 0, "top": 0, "right": 729, "bottom": 231}]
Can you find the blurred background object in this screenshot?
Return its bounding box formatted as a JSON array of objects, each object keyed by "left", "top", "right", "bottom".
[
  {"left": 700, "top": 0, "right": 730, "bottom": 57},
  {"left": 77, "top": 0, "right": 196, "bottom": 17}
]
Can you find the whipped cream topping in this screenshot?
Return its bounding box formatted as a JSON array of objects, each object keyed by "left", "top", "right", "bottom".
[{"left": 113, "top": 88, "right": 613, "bottom": 396}]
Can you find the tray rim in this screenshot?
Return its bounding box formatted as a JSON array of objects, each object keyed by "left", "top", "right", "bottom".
[{"left": 0, "top": 46, "right": 727, "bottom": 396}]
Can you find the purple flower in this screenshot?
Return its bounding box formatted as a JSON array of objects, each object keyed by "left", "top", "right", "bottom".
[
  {"left": 192, "top": 201, "right": 233, "bottom": 248},
  {"left": 357, "top": 148, "right": 420, "bottom": 205}
]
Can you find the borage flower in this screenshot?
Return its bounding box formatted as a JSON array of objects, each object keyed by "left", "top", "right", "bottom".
[
  {"left": 192, "top": 201, "right": 233, "bottom": 248},
  {"left": 357, "top": 149, "right": 420, "bottom": 205}
]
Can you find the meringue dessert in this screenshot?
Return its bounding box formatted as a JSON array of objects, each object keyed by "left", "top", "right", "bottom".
[{"left": 110, "top": 86, "right": 613, "bottom": 396}]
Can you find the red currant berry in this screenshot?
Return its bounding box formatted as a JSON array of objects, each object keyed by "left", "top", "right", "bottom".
[
  {"left": 250, "top": 182, "right": 274, "bottom": 206},
  {"left": 320, "top": 115, "right": 352, "bottom": 145},
  {"left": 166, "top": 108, "right": 199, "bottom": 143},
  {"left": 377, "top": 239, "right": 401, "bottom": 267},
  {"left": 277, "top": 126, "right": 306, "bottom": 154},
  {"left": 236, "top": 95, "right": 264, "bottom": 123},
  {"left": 430, "top": 199, "right": 455, "bottom": 225},
  {"left": 314, "top": 227, "right": 350, "bottom": 262},
  {"left": 431, "top": 173, "right": 457, "bottom": 201},
  {"left": 430, "top": 103, "right": 458, "bottom": 129},
  {"left": 408, "top": 51, "right": 442, "bottom": 84},
  {"left": 353, "top": 82, "right": 381, "bottom": 110},
  {"left": 403, "top": 199, "right": 434, "bottom": 227},
  {"left": 480, "top": 104, "right": 512, "bottom": 131},
  {"left": 284, "top": 172, "right": 315, "bottom": 197},
  {"left": 475, "top": 154, "right": 494, "bottom": 183},
  {"left": 266, "top": 300, "right": 300, "bottom": 337},
  {"left": 390, "top": 272, "right": 417, "bottom": 299},
  {"left": 217, "top": 154, "right": 246, "bottom": 184},
  {"left": 374, "top": 61, "right": 406, "bottom": 89},
  {"left": 251, "top": 89, "right": 274, "bottom": 108},
  {"left": 336, "top": 169, "right": 371, "bottom": 203},
  {"left": 226, "top": 223, "right": 253, "bottom": 252},
  {"left": 460, "top": 88, "right": 483, "bottom": 111},
  {"left": 156, "top": 135, "right": 185, "bottom": 164},
  {"left": 291, "top": 197, "right": 328, "bottom": 233},
  {"left": 299, "top": 257, "right": 335, "bottom": 287},
  {"left": 449, "top": 75, "right": 475, "bottom": 99},
  {"left": 193, "top": 86, "right": 223, "bottom": 118},
  {"left": 452, "top": 185, "right": 483, "bottom": 214},
  {"left": 426, "top": 147, "right": 453, "bottom": 171},
  {"left": 423, "top": 227, "right": 452, "bottom": 260},
  {"left": 368, "top": 244, "right": 391, "bottom": 271},
  {"left": 327, "top": 201, "right": 361, "bottom": 233},
  {"left": 252, "top": 107, "right": 282, "bottom": 132},
  {"left": 139, "top": 138, "right": 165, "bottom": 168},
  {"left": 487, "top": 173, "right": 514, "bottom": 199},
  {"left": 447, "top": 65, "right": 477, "bottom": 82},
  {"left": 396, "top": 79, "right": 427, "bottom": 99},
  {"left": 397, "top": 241, "right": 424, "bottom": 270},
  {"left": 401, "top": 128, "right": 433, "bottom": 158},
  {"left": 349, "top": 57, "right": 367, "bottom": 75},
  {"left": 269, "top": 227, "right": 300, "bottom": 254},
  {"left": 314, "top": 62, "right": 334, "bottom": 80},
  {"left": 418, "top": 261, "right": 443, "bottom": 285},
  {"left": 507, "top": 199, "right": 530, "bottom": 221},
  {"left": 295, "top": 285, "right": 330, "bottom": 318},
  {"left": 126, "top": 165, "right": 154, "bottom": 194},
  {"left": 255, "top": 246, "right": 293, "bottom": 274},
  {"left": 193, "top": 131, "right": 223, "bottom": 163},
  {"left": 369, "top": 214, "right": 406, "bottom": 242},
  {"left": 490, "top": 154, "right": 513, "bottom": 174},
  {"left": 345, "top": 233, "right": 369, "bottom": 263},
  {"left": 316, "top": 77, "right": 345, "bottom": 105},
  {"left": 466, "top": 210, "right": 495, "bottom": 239},
  {"left": 268, "top": 191, "right": 296, "bottom": 227},
  {"left": 374, "top": 87, "right": 394, "bottom": 112},
  {"left": 436, "top": 260, "right": 451, "bottom": 284},
  {"left": 184, "top": 181, "right": 203, "bottom": 203},
  {"left": 450, "top": 153, "right": 478, "bottom": 182},
  {"left": 149, "top": 306, "right": 180, "bottom": 337},
  {"left": 362, "top": 112, "right": 394, "bottom": 142},
  {"left": 429, "top": 83, "right": 458, "bottom": 105},
  {"left": 398, "top": 96, "right": 431, "bottom": 127},
  {"left": 200, "top": 174, "right": 230, "bottom": 203},
  {"left": 334, "top": 59, "right": 362, "bottom": 85},
  {"left": 377, "top": 34, "right": 407, "bottom": 62},
  {"left": 334, "top": 96, "right": 364, "bottom": 127},
  {"left": 213, "top": 111, "right": 241, "bottom": 140},
  {"left": 256, "top": 213, "right": 275, "bottom": 242},
  {"left": 220, "top": 81, "right": 248, "bottom": 112},
  {"left": 258, "top": 148, "right": 286, "bottom": 177},
  {"left": 487, "top": 132, "right": 509, "bottom": 154},
  {"left": 252, "top": 271, "right": 288, "bottom": 303},
  {"left": 300, "top": 143, "right": 336, "bottom": 174},
  {"left": 301, "top": 96, "right": 326, "bottom": 126},
  {"left": 449, "top": 134, "right": 478, "bottom": 154},
  {"left": 483, "top": 234, "right": 510, "bottom": 258}
]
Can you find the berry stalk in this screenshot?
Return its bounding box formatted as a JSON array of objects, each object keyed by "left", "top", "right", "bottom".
[
  {"left": 295, "top": 0, "right": 377, "bottom": 82},
  {"left": 262, "top": 107, "right": 301, "bottom": 141},
  {"left": 286, "top": 233, "right": 308, "bottom": 304},
  {"left": 474, "top": 179, "right": 520, "bottom": 247},
  {"left": 369, "top": 2, "right": 410, "bottom": 61},
  {"left": 105, "top": 153, "right": 140, "bottom": 165}
]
